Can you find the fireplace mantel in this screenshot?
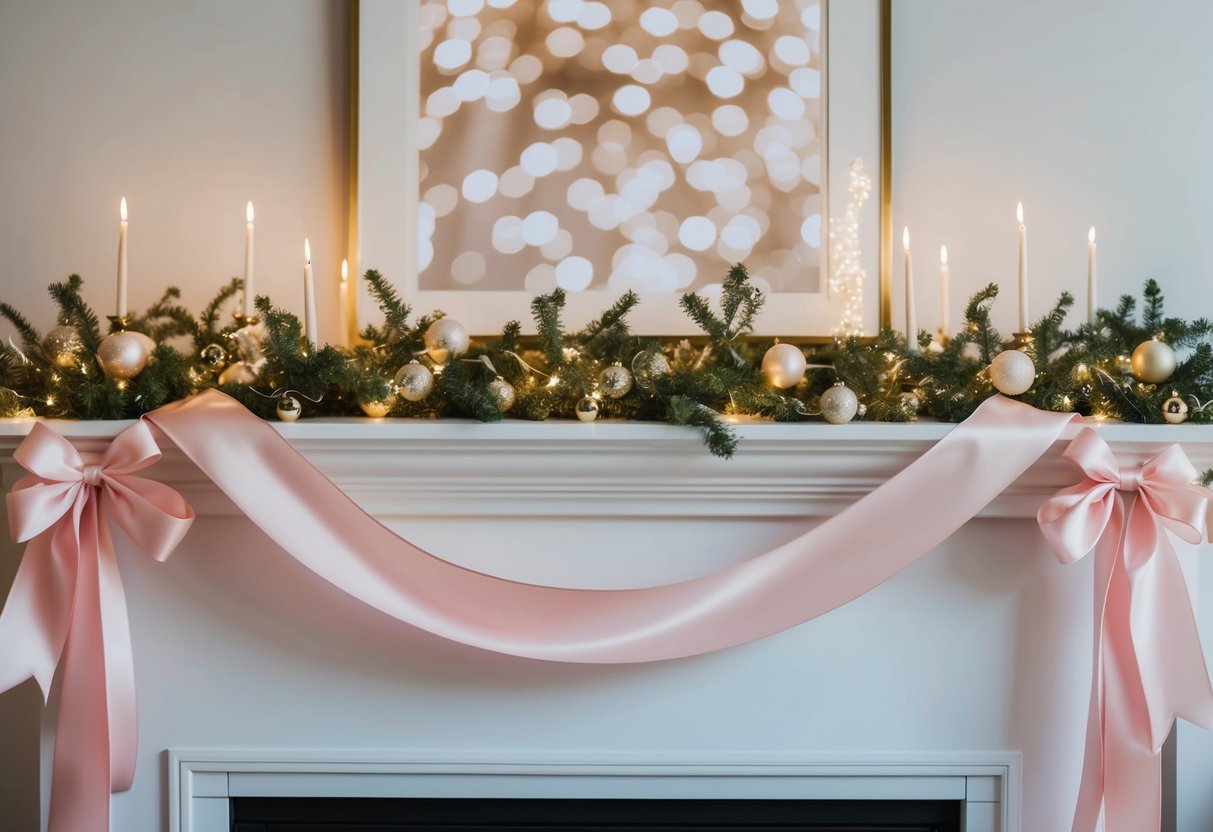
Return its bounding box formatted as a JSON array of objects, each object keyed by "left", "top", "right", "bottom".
[
  {"left": 2, "top": 415, "right": 1213, "bottom": 832},
  {"left": 3, "top": 417, "right": 1213, "bottom": 519}
]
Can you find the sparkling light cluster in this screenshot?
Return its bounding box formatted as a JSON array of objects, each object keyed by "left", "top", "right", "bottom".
[
  {"left": 828, "top": 159, "right": 871, "bottom": 338},
  {"left": 418, "top": 0, "right": 824, "bottom": 296}
]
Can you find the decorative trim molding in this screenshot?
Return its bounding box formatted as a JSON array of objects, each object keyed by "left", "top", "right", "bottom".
[
  {"left": 3, "top": 419, "right": 1213, "bottom": 519},
  {"left": 167, "top": 749, "right": 1020, "bottom": 832}
]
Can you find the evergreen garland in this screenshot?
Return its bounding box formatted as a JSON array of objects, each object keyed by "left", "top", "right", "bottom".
[{"left": 2, "top": 266, "right": 1212, "bottom": 460}]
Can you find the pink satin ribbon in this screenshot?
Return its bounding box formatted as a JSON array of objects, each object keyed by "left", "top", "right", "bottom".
[
  {"left": 0, "top": 421, "right": 193, "bottom": 832},
  {"left": 1038, "top": 428, "right": 1213, "bottom": 832},
  {"left": 142, "top": 390, "right": 1080, "bottom": 661}
]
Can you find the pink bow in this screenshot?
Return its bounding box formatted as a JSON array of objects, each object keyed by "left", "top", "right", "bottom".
[
  {"left": 1038, "top": 428, "right": 1213, "bottom": 832},
  {"left": 0, "top": 421, "right": 193, "bottom": 832}
]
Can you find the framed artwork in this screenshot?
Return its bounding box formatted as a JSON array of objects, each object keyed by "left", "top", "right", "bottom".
[{"left": 353, "top": 0, "right": 890, "bottom": 337}]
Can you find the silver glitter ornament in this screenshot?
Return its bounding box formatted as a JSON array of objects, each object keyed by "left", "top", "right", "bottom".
[
  {"left": 96, "top": 331, "right": 150, "bottom": 379},
  {"left": 819, "top": 382, "right": 859, "bottom": 424},
  {"left": 1162, "top": 395, "right": 1189, "bottom": 424},
  {"left": 900, "top": 391, "right": 921, "bottom": 414},
  {"left": 598, "top": 363, "right": 633, "bottom": 398},
  {"left": 199, "top": 343, "right": 228, "bottom": 370},
  {"left": 45, "top": 325, "right": 83, "bottom": 367},
  {"left": 576, "top": 395, "right": 600, "bottom": 422},
  {"left": 761, "top": 342, "right": 807, "bottom": 388},
  {"left": 424, "top": 317, "right": 470, "bottom": 363},
  {"left": 631, "top": 350, "right": 670, "bottom": 390},
  {"left": 393, "top": 360, "right": 434, "bottom": 402},
  {"left": 1131, "top": 339, "right": 1176, "bottom": 384},
  {"left": 489, "top": 377, "right": 516, "bottom": 411},
  {"left": 275, "top": 395, "right": 302, "bottom": 422},
  {"left": 989, "top": 349, "right": 1035, "bottom": 395}
]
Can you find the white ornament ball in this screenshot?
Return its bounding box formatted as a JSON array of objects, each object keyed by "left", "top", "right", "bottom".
[
  {"left": 275, "top": 395, "right": 302, "bottom": 422},
  {"left": 989, "top": 349, "right": 1035, "bottom": 395},
  {"left": 1162, "top": 395, "right": 1189, "bottom": 424},
  {"left": 762, "top": 342, "right": 807, "bottom": 389},
  {"left": 576, "top": 395, "right": 600, "bottom": 422},
  {"left": 1131, "top": 339, "right": 1176, "bottom": 384},
  {"left": 394, "top": 360, "right": 435, "bottom": 402},
  {"left": 424, "top": 317, "right": 470, "bottom": 363},
  {"left": 128, "top": 330, "right": 157, "bottom": 356},
  {"left": 819, "top": 382, "right": 859, "bottom": 424},
  {"left": 598, "top": 363, "right": 633, "bottom": 398},
  {"left": 218, "top": 360, "right": 258, "bottom": 385},
  {"left": 489, "top": 377, "right": 516, "bottom": 411},
  {"left": 96, "top": 331, "right": 150, "bottom": 379}
]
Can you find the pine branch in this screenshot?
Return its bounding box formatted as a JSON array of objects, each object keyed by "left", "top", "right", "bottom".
[
  {"left": 48, "top": 275, "right": 103, "bottom": 353},
  {"left": 531, "top": 289, "right": 567, "bottom": 367}
]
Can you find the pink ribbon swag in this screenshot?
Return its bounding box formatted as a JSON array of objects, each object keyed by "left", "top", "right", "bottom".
[
  {"left": 1038, "top": 428, "right": 1213, "bottom": 832},
  {"left": 0, "top": 421, "right": 193, "bottom": 832}
]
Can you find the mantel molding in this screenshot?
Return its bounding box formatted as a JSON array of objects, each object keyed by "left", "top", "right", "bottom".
[{"left": 2, "top": 418, "right": 1213, "bottom": 519}]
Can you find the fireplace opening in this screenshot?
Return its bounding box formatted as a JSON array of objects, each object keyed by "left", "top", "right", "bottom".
[{"left": 230, "top": 796, "right": 962, "bottom": 831}]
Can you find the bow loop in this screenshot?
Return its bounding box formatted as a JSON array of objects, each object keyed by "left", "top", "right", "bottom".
[{"left": 6, "top": 421, "right": 193, "bottom": 561}]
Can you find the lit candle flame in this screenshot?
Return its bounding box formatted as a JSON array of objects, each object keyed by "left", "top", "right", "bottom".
[
  {"left": 940, "top": 245, "right": 948, "bottom": 265},
  {"left": 1089, "top": 226, "right": 1096, "bottom": 244},
  {"left": 1016, "top": 201, "right": 1024, "bottom": 224},
  {"left": 246, "top": 201, "right": 255, "bottom": 223},
  {"left": 304, "top": 238, "right": 311, "bottom": 264},
  {"left": 119, "top": 197, "right": 127, "bottom": 222},
  {"left": 341, "top": 258, "right": 349, "bottom": 283},
  {"left": 902, "top": 226, "right": 910, "bottom": 251}
]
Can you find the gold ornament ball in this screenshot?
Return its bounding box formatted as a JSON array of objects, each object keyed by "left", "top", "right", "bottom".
[
  {"left": 218, "top": 360, "right": 258, "bottom": 385},
  {"left": 989, "top": 349, "right": 1035, "bottom": 395},
  {"left": 762, "top": 343, "right": 807, "bottom": 388},
  {"left": 394, "top": 360, "right": 434, "bottom": 402},
  {"left": 423, "top": 318, "right": 470, "bottom": 363},
  {"left": 489, "top": 377, "right": 516, "bottom": 411},
  {"left": 199, "top": 343, "right": 228, "bottom": 370},
  {"left": 576, "top": 395, "right": 600, "bottom": 422},
  {"left": 275, "top": 395, "right": 302, "bottom": 422},
  {"left": 1162, "top": 395, "right": 1189, "bottom": 424},
  {"left": 96, "top": 331, "right": 150, "bottom": 379},
  {"left": 1131, "top": 339, "right": 1176, "bottom": 384},
  {"left": 598, "top": 363, "right": 633, "bottom": 398},
  {"left": 358, "top": 377, "right": 396, "bottom": 418},
  {"left": 819, "top": 382, "right": 859, "bottom": 424},
  {"left": 45, "top": 325, "right": 83, "bottom": 367}
]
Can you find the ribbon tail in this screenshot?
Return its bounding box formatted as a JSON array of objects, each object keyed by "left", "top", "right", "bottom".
[
  {"left": 97, "top": 498, "right": 138, "bottom": 792},
  {"left": 0, "top": 520, "right": 81, "bottom": 698},
  {"left": 1071, "top": 517, "right": 1119, "bottom": 832},
  {"left": 1131, "top": 532, "right": 1213, "bottom": 740},
  {"left": 47, "top": 496, "right": 114, "bottom": 832}
]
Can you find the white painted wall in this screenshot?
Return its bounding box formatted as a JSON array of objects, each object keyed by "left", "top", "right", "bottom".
[
  {"left": 892, "top": 0, "right": 1213, "bottom": 336},
  {"left": 0, "top": 0, "right": 349, "bottom": 344}
]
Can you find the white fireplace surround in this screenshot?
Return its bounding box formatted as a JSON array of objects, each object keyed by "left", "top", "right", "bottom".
[
  {"left": 3, "top": 417, "right": 1213, "bottom": 830},
  {"left": 169, "top": 749, "right": 1019, "bottom": 832}
]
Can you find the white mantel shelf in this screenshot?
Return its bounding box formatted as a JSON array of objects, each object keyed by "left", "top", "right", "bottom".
[{"left": 3, "top": 416, "right": 1213, "bottom": 520}]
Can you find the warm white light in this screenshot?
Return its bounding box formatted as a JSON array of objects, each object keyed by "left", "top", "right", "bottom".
[
  {"left": 304, "top": 238, "right": 311, "bottom": 264},
  {"left": 555, "top": 255, "right": 593, "bottom": 291},
  {"left": 120, "top": 197, "right": 128, "bottom": 222},
  {"left": 679, "top": 216, "right": 717, "bottom": 251},
  {"left": 1016, "top": 201, "right": 1024, "bottom": 224},
  {"left": 705, "top": 66, "right": 744, "bottom": 98},
  {"left": 341, "top": 259, "right": 348, "bottom": 283},
  {"left": 434, "top": 39, "right": 472, "bottom": 71},
  {"left": 773, "top": 36, "right": 811, "bottom": 66},
  {"left": 462, "top": 169, "right": 500, "bottom": 203},
  {"left": 246, "top": 201, "right": 254, "bottom": 223},
  {"left": 940, "top": 245, "right": 948, "bottom": 265},
  {"left": 1089, "top": 226, "right": 1096, "bottom": 244},
  {"left": 639, "top": 7, "right": 678, "bottom": 37},
  {"left": 698, "top": 10, "right": 734, "bottom": 40},
  {"left": 902, "top": 226, "right": 910, "bottom": 251},
  {"left": 612, "top": 85, "right": 651, "bottom": 116},
  {"left": 521, "top": 210, "right": 559, "bottom": 246}
]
